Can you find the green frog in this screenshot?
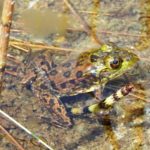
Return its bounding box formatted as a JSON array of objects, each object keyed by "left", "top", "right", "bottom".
[{"left": 13, "top": 43, "right": 138, "bottom": 128}]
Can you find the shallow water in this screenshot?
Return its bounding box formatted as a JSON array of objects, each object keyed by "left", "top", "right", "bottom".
[{"left": 0, "top": 0, "right": 150, "bottom": 150}]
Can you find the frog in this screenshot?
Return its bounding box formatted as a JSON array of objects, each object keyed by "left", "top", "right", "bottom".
[{"left": 8, "top": 43, "right": 139, "bottom": 128}]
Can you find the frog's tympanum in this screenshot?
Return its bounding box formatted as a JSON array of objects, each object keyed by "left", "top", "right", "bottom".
[{"left": 16, "top": 44, "right": 139, "bottom": 127}]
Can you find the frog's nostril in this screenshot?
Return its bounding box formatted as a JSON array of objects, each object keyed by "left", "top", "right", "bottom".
[{"left": 126, "top": 56, "right": 131, "bottom": 61}]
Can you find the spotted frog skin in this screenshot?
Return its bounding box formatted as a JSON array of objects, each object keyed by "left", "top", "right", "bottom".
[{"left": 16, "top": 44, "right": 138, "bottom": 127}]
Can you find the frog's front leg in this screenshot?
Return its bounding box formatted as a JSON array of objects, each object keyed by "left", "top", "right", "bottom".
[
  {"left": 71, "top": 84, "right": 134, "bottom": 115},
  {"left": 87, "top": 84, "right": 134, "bottom": 114}
]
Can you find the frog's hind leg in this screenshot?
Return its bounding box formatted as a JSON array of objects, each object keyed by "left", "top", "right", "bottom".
[{"left": 38, "top": 92, "right": 72, "bottom": 128}]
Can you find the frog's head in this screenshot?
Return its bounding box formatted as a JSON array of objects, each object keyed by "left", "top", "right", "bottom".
[{"left": 87, "top": 44, "right": 139, "bottom": 85}]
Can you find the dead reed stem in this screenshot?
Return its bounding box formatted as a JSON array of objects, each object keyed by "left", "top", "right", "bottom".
[
  {"left": 63, "top": 0, "right": 102, "bottom": 45},
  {"left": 0, "top": 125, "right": 25, "bottom": 150},
  {"left": 0, "top": 0, "right": 15, "bottom": 91}
]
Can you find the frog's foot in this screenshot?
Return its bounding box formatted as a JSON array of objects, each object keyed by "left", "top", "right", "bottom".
[{"left": 39, "top": 93, "right": 72, "bottom": 128}]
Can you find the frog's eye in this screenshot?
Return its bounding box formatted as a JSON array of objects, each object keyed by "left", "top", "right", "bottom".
[
  {"left": 110, "top": 58, "right": 122, "bottom": 69},
  {"left": 90, "top": 55, "right": 99, "bottom": 62}
]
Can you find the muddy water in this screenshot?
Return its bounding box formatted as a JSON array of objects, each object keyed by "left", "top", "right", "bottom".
[{"left": 0, "top": 0, "right": 150, "bottom": 150}]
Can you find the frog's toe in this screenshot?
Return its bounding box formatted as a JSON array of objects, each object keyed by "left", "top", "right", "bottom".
[
  {"left": 54, "top": 119, "right": 73, "bottom": 128},
  {"left": 49, "top": 112, "right": 73, "bottom": 128}
]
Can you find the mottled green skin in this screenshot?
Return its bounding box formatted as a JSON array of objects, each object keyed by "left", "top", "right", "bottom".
[{"left": 18, "top": 44, "right": 139, "bottom": 127}]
